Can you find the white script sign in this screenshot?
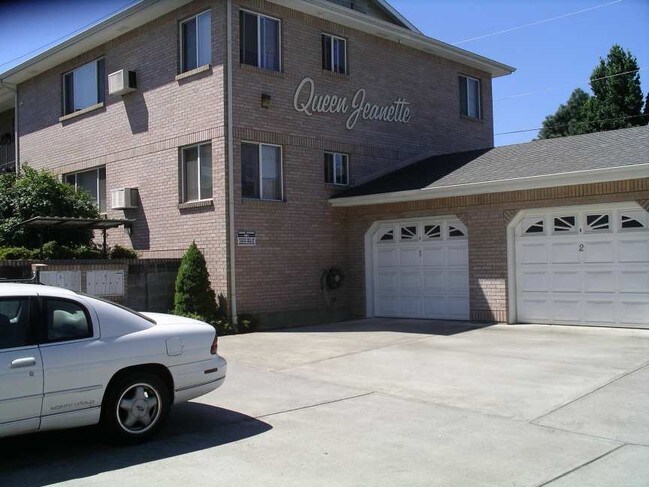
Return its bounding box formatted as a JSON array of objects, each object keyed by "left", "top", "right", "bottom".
[{"left": 292, "top": 77, "right": 412, "bottom": 130}]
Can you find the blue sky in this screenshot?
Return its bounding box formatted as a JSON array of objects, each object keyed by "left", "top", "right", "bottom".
[{"left": 0, "top": 0, "right": 647, "bottom": 146}]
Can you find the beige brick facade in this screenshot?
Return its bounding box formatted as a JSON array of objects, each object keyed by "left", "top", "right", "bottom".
[{"left": 11, "top": 0, "right": 646, "bottom": 325}]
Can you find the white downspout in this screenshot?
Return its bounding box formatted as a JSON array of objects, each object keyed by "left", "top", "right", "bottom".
[{"left": 226, "top": 0, "right": 238, "bottom": 325}]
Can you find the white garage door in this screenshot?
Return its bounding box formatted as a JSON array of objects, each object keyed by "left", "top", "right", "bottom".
[
  {"left": 514, "top": 204, "right": 649, "bottom": 327},
  {"left": 372, "top": 218, "right": 469, "bottom": 320}
]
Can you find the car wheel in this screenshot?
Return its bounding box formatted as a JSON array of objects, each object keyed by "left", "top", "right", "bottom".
[{"left": 101, "top": 372, "right": 170, "bottom": 443}]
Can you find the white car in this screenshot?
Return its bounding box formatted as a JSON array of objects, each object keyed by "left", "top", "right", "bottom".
[{"left": 0, "top": 283, "right": 226, "bottom": 442}]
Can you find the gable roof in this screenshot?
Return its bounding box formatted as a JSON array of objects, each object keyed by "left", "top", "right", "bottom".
[
  {"left": 0, "top": 0, "right": 514, "bottom": 111},
  {"left": 330, "top": 125, "right": 649, "bottom": 207}
]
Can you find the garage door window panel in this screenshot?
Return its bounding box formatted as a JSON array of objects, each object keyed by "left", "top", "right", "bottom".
[
  {"left": 400, "top": 226, "right": 418, "bottom": 241},
  {"left": 620, "top": 211, "right": 648, "bottom": 230},
  {"left": 424, "top": 224, "right": 441, "bottom": 239},
  {"left": 586, "top": 214, "right": 610, "bottom": 232},
  {"left": 448, "top": 224, "right": 467, "bottom": 239},
  {"left": 0, "top": 298, "right": 32, "bottom": 349},
  {"left": 45, "top": 299, "right": 92, "bottom": 343},
  {"left": 553, "top": 216, "right": 577, "bottom": 234},
  {"left": 378, "top": 228, "right": 394, "bottom": 242},
  {"left": 522, "top": 217, "right": 545, "bottom": 235}
]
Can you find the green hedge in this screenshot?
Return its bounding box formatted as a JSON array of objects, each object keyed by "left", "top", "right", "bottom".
[{"left": 0, "top": 243, "right": 138, "bottom": 260}]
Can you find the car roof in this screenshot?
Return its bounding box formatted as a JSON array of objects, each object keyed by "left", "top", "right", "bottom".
[{"left": 0, "top": 283, "right": 79, "bottom": 297}]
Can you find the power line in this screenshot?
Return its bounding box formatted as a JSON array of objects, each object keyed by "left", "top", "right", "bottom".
[
  {"left": 454, "top": 0, "right": 623, "bottom": 45},
  {"left": 0, "top": 0, "right": 140, "bottom": 70},
  {"left": 495, "top": 113, "right": 647, "bottom": 136},
  {"left": 495, "top": 68, "right": 647, "bottom": 102}
]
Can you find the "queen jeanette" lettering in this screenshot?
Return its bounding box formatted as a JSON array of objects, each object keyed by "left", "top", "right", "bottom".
[{"left": 292, "top": 77, "right": 413, "bottom": 130}]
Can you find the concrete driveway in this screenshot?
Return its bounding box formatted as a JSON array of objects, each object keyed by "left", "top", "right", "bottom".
[{"left": 1, "top": 319, "right": 648, "bottom": 486}]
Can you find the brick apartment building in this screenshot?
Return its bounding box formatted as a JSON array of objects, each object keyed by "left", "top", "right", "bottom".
[{"left": 0, "top": 0, "right": 647, "bottom": 328}]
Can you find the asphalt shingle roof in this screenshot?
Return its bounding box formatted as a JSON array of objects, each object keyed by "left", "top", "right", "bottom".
[{"left": 334, "top": 125, "right": 649, "bottom": 199}]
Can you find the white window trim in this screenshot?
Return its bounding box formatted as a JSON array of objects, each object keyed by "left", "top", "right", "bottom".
[
  {"left": 181, "top": 142, "right": 212, "bottom": 203},
  {"left": 242, "top": 141, "right": 284, "bottom": 201},
  {"left": 322, "top": 32, "right": 348, "bottom": 74},
  {"left": 240, "top": 8, "right": 282, "bottom": 71},
  {"left": 460, "top": 74, "right": 481, "bottom": 119},
  {"left": 64, "top": 167, "right": 105, "bottom": 210},
  {"left": 179, "top": 9, "right": 212, "bottom": 73},
  {"left": 325, "top": 151, "right": 349, "bottom": 186},
  {"left": 62, "top": 58, "right": 104, "bottom": 116}
]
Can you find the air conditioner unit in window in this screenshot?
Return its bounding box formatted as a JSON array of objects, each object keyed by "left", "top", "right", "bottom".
[
  {"left": 108, "top": 69, "right": 137, "bottom": 96},
  {"left": 111, "top": 188, "right": 138, "bottom": 210}
]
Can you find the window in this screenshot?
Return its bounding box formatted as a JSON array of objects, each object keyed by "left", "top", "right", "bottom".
[
  {"left": 45, "top": 299, "right": 91, "bottom": 342},
  {"left": 448, "top": 225, "right": 467, "bottom": 238},
  {"left": 621, "top": 212, "right": 648, "bottom": 230},
  {"left": 0, "top": 298, "right": 32, "bottom": 349},
  {"left": 523, "top": 218, "right": 545, "bottom": 235},
  {"left": 180, "top": 10, "right": 212, "bottom": 73},
  {"left": 324, "top": 152, "right": 349, "bottom": 186},
  {"left": 241, "top": 142, "right": 282, "bottom": 200},
  {"left": 400, "top": 226, "right": 418, "bottom": 241},
  {"left": 64, "top": 167, "right": 106, "bottom": 212},
  {"left": 378, "top": 228, "right": 394, "bottom": 242},
  {"left": 424, "top": 224, "right": 441, "bottom": 239},
  {"left": 553, "top": 216, "right": 577, "bottom": 233},
  {"left": 586, "top": 214, "right": 610, "bottom": 232},
  {"left": 240, "top": 10, "right": 281, "bottom": 71},
  {"left": 322, "top": 33, "right": 347, "bottom": 74},
  {"left": 63, "top": 59, "right": 105, "bottom": 115},
  {"left": 181, "top": 143, "right": 212, "bottom": 202},
  {"left": 459, "top": 75, "right": 481, "bottom": 119}
]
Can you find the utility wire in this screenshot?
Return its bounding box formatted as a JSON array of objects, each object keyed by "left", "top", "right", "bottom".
[
  {"left": 0, "top": 0, "right": 140, "bottom": 70},
  {"left": 495, "top": 113, "right": 646, "bottom": 136},
  {"left": 454, "top": 0, "right": 623, "bottom": 45},
  {"left": 495, "top": 68, "right": 647, "bottom": 102}
]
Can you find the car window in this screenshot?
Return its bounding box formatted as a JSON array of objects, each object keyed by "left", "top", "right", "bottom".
[
  {"left": 45, "top": 298, "right": 92, "bottom": 342},
  {"left": 0, "top": 298, "right": 32, "bottom": 349}
]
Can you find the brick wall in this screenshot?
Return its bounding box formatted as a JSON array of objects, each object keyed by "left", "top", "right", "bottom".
[
  {"left": 231, "top": 0, "right": 495, "bottom": 319},
  {"left": 17, "top": 0, "right": 230, "bottom": 297},
  {"left": 342, "top": 178, "right": 649, "bottom": 323}
]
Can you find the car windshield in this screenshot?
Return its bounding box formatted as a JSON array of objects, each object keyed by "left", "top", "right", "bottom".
[{"left": 79, "top": 294, "right": 157, "bottom": 324}]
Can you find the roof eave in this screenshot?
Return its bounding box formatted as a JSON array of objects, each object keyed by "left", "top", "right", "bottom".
[
  {"left": 267, "top": 0, "right": 515, "bottom": 77},
  {"left": 329, "top": 164, "right": 649, "bottom": 208}
]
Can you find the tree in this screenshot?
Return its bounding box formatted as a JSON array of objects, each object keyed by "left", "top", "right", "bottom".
[
  {"left": 539, "top": 45, "right": 647, "bottom": 139},
  {"left": 0, "top": 166, "right": 99, "bottom": 248},
  {"left": 538, "top": 88, "right": 591, "bottom": 139},
  {"left": 173, "top": 242, "right": 219, "bottom": 324}
]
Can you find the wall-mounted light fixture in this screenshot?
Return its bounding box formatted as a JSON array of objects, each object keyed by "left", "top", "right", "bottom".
[{"left": 261, "top": 93, "right": 271, "bottom": 108}]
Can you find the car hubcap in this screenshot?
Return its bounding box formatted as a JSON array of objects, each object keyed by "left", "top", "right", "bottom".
[{"left": 117, "top": 383, "right": 161, "bottom": 434}]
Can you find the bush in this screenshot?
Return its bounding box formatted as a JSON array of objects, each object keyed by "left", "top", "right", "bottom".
[
  {"left": 0, "top": 246, "right": 35, "bottom": 260},
  {"left": 173, "top": 242, "right": 219, "bottom": 324},
  {"left": 109, "top": 245, "right": 138, "bottom": 259},
  {"left": 0, "top": 166, "right": 99, "bottom": 249}
]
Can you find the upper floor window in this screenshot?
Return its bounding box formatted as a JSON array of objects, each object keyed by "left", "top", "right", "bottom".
[
  {"left": 240, "top": 10, "right": 281, "bottom": 72},
  {"left": 64, "top": 167, "right": 106, "bottom": 212},
  {"left": 324, "top": 152, "right": 349, "bottom": 186},
  {"left": 241, "top": 142, "right": 282, "bottom": 201},
  {"left": 322, "top": 33, "right": 347, "bottom": 74},
  {"left": 459, "top": 75, "right": 481, "bottom": 119},
  {"left": 62, "top": 59, "right": 105, "bottom": 115},
  {"left": 181, "top": 143, "right": 212, "bottom": 202},
  {"left": 180, "top": 10, "right": 212, "bottom": 73}
]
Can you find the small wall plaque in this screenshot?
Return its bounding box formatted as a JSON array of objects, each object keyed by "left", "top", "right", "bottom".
[{"left": 237, "top": 231, "right": 257, "bottom": 246}]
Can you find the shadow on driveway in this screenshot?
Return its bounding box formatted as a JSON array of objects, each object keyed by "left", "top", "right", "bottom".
[
  {"left": 0, "top": 403, "right": 271, "bottom": 486},
  {"left": 268, "top": 318, "right": 495, "bottom": 336}
]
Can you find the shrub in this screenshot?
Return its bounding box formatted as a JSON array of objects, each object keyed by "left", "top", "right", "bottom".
[
  {"left": 0, "top": 246, "right": 35, "bottom": 260},
  {"left": 109, "top": 245, "right": 138, "bottom": 259},
  {"left": 40, "top": 241, "right": 75, "bottom": 260},
  {"left": 173, "top": 242, "right": 219, "bottom": 324},
  {"left": 0, "top": 166, "right": 99, "bottom": 249},
  {"left": 75, "top": 245, "right": 103, "bottom": 259}
]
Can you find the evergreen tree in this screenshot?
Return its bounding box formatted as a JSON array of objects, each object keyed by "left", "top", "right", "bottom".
[
  {"left": 539, "top": 45, "right": 647, "bottom": 139},
  {"left": 538, "top": 88, "right": 591, "bottom": 139},
  {"left": 173, "top": 242, "right": 219, "bottom": 323}
]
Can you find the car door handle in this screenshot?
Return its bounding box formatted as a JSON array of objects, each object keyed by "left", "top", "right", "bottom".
[{"left": 10, "top": 357, "right": 36, "bottom": 368}]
